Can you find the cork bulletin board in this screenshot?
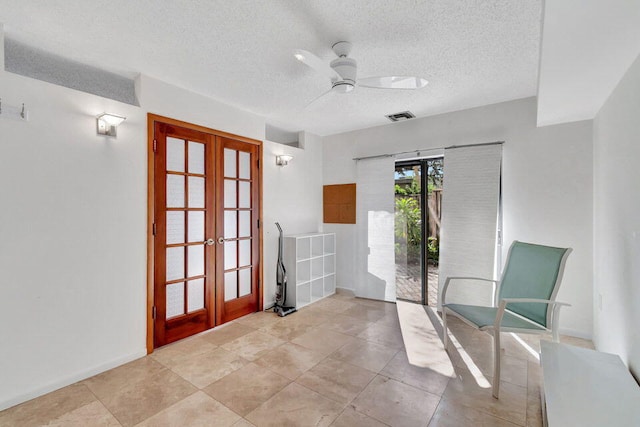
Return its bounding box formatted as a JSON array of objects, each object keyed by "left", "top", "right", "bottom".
[{"left": 323, "top": 183, "right": 356, "bottom": 224}]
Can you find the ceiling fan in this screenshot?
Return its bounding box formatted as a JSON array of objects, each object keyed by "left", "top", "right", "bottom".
[{"left": 294, "top": 41, "right": 428, "bottom": 105}]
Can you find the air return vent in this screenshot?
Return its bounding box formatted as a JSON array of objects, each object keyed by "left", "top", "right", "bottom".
[{"left": 386, "top": 111, "right": 415, "bottom": 122}]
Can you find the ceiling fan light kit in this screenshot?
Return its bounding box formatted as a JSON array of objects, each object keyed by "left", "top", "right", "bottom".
[{"left": 294, "top": 41, "right": 428, "bottom": 104}]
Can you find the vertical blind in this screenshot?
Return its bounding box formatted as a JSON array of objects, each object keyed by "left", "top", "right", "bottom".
[
  {"left": 355, "top": 157, "right": 396, "bottom": 302},
  {"left": 438, "top": 144, "right": 503, "bottom": 308}
]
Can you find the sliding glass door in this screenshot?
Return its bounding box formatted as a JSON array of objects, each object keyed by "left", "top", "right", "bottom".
[{"left": 394, "top": 158, "right": 443, "bottom": 305}]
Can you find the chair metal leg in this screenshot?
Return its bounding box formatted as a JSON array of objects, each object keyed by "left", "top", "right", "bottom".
[
  {"left": 442, "top": 309, "right": 448, "bottom": 350},
  {"left": 492, "top": 329, "right": 501, "bottom": 399}
]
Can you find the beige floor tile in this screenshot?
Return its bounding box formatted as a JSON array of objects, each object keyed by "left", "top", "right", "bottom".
[
  {"left": 344, "top": 304, "right": 388, "bottom": 322},
  {"left": 233, "top": 419, "right": 257, "bottom": 426},
  {"left": 380, "top": 350, "right": 452, "bottom": 396},
  {"left": 330, "top": 407, "right": 388, "bottom": 427},
  {"left": 558, "top": 334, "right": 595, "bottom": 349},
  {"left": 330, "top": 338, "right": 398, "bottom": 373},
  {"left": 84, "top": 358, "right": 197, "bottom": 427},
  {"left": 374, "top": 312, "right": 402, "bottom": 329},
  {"left": 428, "top": 399, "right": 520, "bottom": 426},
  {"left": 445, "top": 328, "right": 529, "bottom": 388},
  {"left": 352, "top": 375, "right": 440, "bottom": 427},
  {"left": 168, "top": 347, "right": 249, "bottom": 388},
  {"left": 0, "top": 383, "right": 97, "bottom": 427},
  {"left": 291, "top": 327, "right": 354, "bottom": 356},
  {"left": 354, "top": 297, "right": 397, "bottom": 311},
  {"left": 82, "top": 357, "right": 165, "bottom": 397},
  {"left": 499, "top": 333, "right": 543, "bottom": 362},
  {"left": 44, "top": 401, "right": 121, "bottom": 427},
  {"left": 221, "top": 330, "right": 286, "bottom": 361},
  {"left": 202, "top": 322, "right": 257, "bottom": 346},
  {"left": 319, "top": 314, "right": 374, "bottom": 336},
  {"left": 134, "top": 391, "right": 239, "bottom": 427},
  {"left": 254, "top": 343, "right": 325, "bottom": 380},
  {"left": 235, "top": 311, "right": 283, "bottom": 329},
  {"left": 442, "top": 372, "right": 527, "bottom": 426},
  {"left": 245, "top": 383, "right": 344, "bottom": 427},
  {"left": 259, "top": 318, "right": 317, "bottom": 341},
  {"left": 357, "top": 322, "right": 405, "bottom": 349},
  {"left": 286, "top": 306, "right": 335, "bottom": 325},
  {"left": 204, "top": 363, "right": 291, "bottom": 416},
  {"left": 312, "top": 298, "right": 358, "bottom": 314},
  {"left": 476, "top": 354, "right": 528, "bottom": 388},
  {"left": 296, "top": 357, "right": 376, "bottom": 405},
  {"left": 1, "top": 296, "right": 566, "bottom": 427},
  {"left": 151, "top": 336, "right": 218, "bottom": 368}
]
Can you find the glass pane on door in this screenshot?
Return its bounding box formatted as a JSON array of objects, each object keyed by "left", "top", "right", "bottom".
[
  {"left": 394, "top": 163, "right": 423, "bottom": 303},
  {"left": 425, "top": 158, "right": 443, "bottom": 307},
  {"left": 166, "top": 138, "right": 185, "bottom": 172},
  {"left": 188, "top": 142, "right": 205, "bottom": 174},
  {"left": 166, "top": 282, "right": 185, "bottom": 319},
  {"left": 188, "top": 211, "right": 204, "bottom": 242},
  {"left": 166, "top": 211, "right": 185, "bottom": 244},
  {"left": 224, "top": 271, "right": 237, "bottom": 301},
  {"left": 222, "top": 147, "right": 254, "bottom": 303},
  {"left": 187, "top": 279, "right": 204, "bottom": 312}
]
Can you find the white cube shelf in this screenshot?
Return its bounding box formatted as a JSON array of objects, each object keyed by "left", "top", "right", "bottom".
[{"left": 283, "top": 232, "right": 337, "bottom": 309}]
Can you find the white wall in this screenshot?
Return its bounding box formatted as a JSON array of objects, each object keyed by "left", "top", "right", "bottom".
[
  {"left": 593, "top": 53, "right": 640, "bottom": 377},
  {"left": 0, "top": 71, "right": 148, "bottom": 410},
  {"left": 262, "top": 134, "right": 324, "bottom": 307},
  {"left": 135, "top": 75, "right": 264, "bottom": 142},
  {"left": 322, "top": 97, "right": 593, "bottom": 337},
  {"left": 322, "top": 140, "right": 357, "bottom": 292},
  {"left": 0, "top": 68, "right": 323, "bottom": 409}
]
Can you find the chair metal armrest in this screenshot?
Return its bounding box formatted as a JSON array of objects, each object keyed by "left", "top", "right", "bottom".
[
  {"left": 442, "top": 276, "right": 498, "bottom": 306},
  {"left": 494, "top": 298, "right": 571, "bottom": 341},
  {"left": 498, "top": 298, "right": 571, "bottom": 307}
]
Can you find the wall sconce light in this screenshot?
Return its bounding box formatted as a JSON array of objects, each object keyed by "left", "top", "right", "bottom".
[
  {"left": 97, "top": 113, "right": 126, "bottom": 137},
  {"left": 276, "top": 154, "right": 293, "bottom": 166}
]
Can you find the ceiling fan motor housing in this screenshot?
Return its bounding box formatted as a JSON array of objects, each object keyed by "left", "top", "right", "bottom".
[{"left": 330, "top": 56, "right": 357, "bottom": 92}]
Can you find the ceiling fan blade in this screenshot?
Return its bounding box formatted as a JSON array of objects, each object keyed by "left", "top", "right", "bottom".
[
  {"left": 304, "top": 88, "right": 333, "bottom": 109},
  {"left": 294, "top": 49, "right": 341, "bottom": 82},
  {"left": 358, "top": 76, "right": 428, "bottom": 90}
]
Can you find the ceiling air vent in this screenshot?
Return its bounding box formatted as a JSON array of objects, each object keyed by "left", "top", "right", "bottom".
[{"left": 386, "top": 111, "right": 416, "bottom": 122}]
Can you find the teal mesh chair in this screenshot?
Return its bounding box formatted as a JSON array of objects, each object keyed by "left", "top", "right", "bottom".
[{"left": 441, "top": 241, "right": 572, "bottom": 398}]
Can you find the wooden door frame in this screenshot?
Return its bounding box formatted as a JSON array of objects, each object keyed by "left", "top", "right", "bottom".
[{"left": 146, "top": 113, "right": 263, "bottom": 354}]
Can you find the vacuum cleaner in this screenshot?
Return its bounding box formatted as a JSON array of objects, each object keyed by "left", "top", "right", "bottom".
[{"left": 273, "top": 222, "right": 296, "bottom": 317}]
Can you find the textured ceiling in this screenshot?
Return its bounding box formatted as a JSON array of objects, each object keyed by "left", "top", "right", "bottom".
[{"left": 0, "top": 0, "right": 542, "bottom": 136}]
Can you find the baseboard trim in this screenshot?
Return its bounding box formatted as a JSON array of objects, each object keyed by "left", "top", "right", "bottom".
[
  {"left": 0, "top": 349, "right": 147, "bottom": 411},
  {"left": 336, "top": 286, "right": 355, "bottom": 295}
]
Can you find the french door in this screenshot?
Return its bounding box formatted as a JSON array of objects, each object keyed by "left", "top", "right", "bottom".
[{"left": 151, "top": 119, "right": 260, "bottom": 348}]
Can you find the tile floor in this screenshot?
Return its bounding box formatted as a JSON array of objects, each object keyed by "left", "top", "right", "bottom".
[{"left": 0, "top": 292, "right": 593, "bottom": 426}]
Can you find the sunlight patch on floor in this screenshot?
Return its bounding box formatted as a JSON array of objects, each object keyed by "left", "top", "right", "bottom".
[
  {"left": 396, "top": 301, "right": 491, "bottom": 388},
  {"left": 510, "top": 332, "right": 540, "bottom": 361}
]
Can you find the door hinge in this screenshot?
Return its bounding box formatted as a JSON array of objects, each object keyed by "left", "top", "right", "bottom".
[
  {"left": 257, "top": 219, "right": 260, "bottom": 228},
  {"left": 153, "top": 139, "right": 157, "bottom": 153},
  {"left": 257, "top": 159, "right": 260, "bottom": 168},
  {"left": 152, "top": 306, "right": 157, "bottom": 319},
  {"left": 152, "top": 223, "right": 157, "bottom": 236}
]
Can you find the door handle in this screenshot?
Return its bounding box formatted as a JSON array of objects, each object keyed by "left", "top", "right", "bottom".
[
  {"left": 218, "top": 237, "right": 225, "bottom": 245},
  {"left": 205, "top": 238, "right": 215, "bottom": 246}
]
